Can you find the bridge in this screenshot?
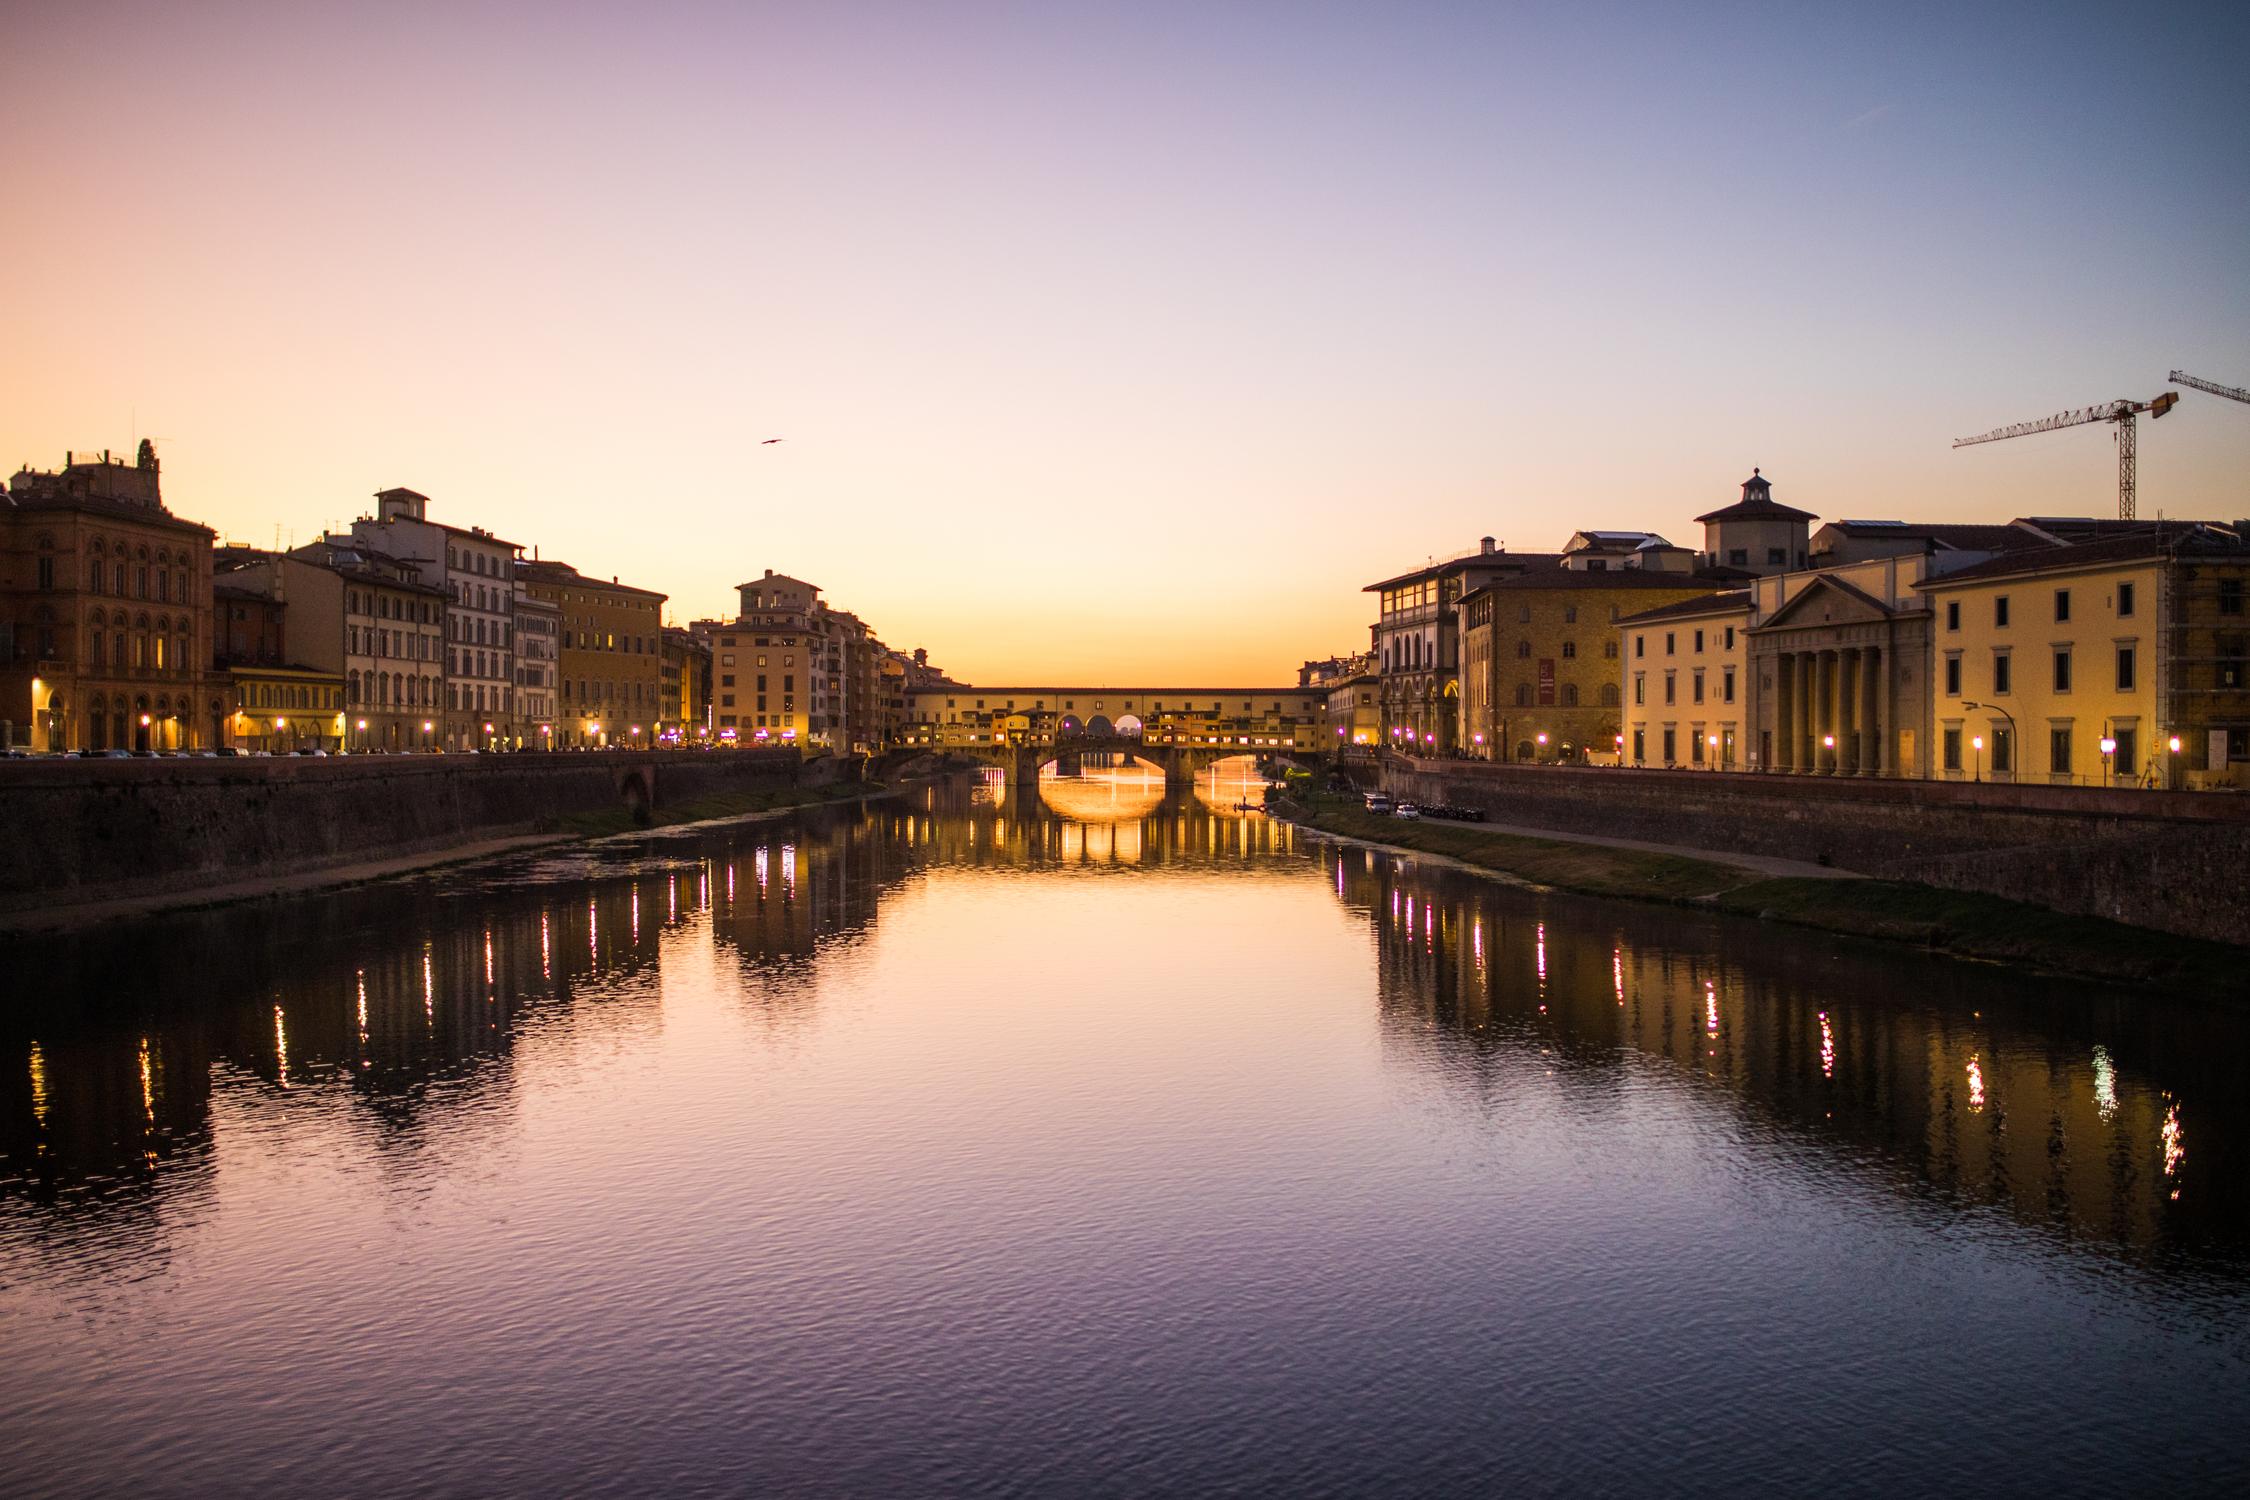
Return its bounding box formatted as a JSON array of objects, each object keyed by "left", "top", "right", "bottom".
[{"left": 895, "top": 683, "right": 1332, "bottom": 788}]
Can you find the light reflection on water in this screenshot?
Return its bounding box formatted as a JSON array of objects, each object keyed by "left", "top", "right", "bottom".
[{"left": 0, "top": 775, "right": 2246, "bottom": 1497}]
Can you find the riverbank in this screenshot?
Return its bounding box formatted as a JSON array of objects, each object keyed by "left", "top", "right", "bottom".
[
  {"left": 0, "top": 778, "right": 905, "bottom": 936},
  {"left": 1284, "top": 794, "right": 2250, "bottom": 995}
]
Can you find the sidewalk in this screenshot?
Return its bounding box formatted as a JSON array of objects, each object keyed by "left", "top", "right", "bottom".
[{"left": 1425, "top": 815, "right": 1864, "bottom": 882}]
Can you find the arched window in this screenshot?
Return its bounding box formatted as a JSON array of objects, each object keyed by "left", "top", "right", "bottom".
[
  {"left": 1562, "top": 683, "right": 1580, "bottom": 707},
  {"left": 90, "top": 557, "right": 105, "bottom": 591},
  {"left": 1601, "top": 683, "right": 1620, "bottom": 707},
  {"left": 347, "top": 670, "right": 360, "bottom": 706},
  {"left": 113, "top": 562, "right": 126, "bottom": 593},
  {"left": 1514, "top": 683, "right": 1531, "bottom": 707},
  {"left": 1515, "top": 640, "right": 1531, "bottom": 659}
]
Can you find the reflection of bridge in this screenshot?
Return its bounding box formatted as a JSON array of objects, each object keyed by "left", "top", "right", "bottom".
[{"left": 939, "top": 730, "right": 1320, "bottom": 788}]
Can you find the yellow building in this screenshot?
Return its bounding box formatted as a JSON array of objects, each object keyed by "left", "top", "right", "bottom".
[
  {"left": 1459, "top": 569, "right": 1723, "bottom": 761},
  {"left": 519, "top": 559, "right": 667, "bottom": 749},
  {"left": 1915, "top": 525, "right": 2250, "bottom": 788},
  {"left": 1617, "top": 590, "right": 1753, "bottom": 768}
]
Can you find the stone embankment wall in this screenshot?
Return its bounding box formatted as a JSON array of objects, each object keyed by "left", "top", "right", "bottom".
[
  {"left": 0, "top": 749, "right": 819, "bottom": 914},
  {"left": 1380, "top": 756, "right": 2250, "bottom": 946}
]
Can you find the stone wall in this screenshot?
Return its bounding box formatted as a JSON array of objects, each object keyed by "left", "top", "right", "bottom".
[
  {"left": 1380, "top": 756, "right": 2250, "bottom": 946},
  {"left": 0, "top": 749, "right": 812, "bottom": 914}
]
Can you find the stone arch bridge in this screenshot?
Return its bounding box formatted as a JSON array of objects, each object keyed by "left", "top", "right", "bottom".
[{"left": 943, "top": 732, "right": 1323, "bottom": 789}]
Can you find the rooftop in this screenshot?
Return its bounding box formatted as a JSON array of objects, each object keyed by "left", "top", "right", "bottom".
[
  {"left": 1616, "top": 589, "right": 1754, "bottom": 625},
  {"left": 1694, "top": 469, "right": 1818, "bottom": 526}
]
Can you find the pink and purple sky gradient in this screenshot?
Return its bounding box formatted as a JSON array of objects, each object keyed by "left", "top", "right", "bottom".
[{"left": 4, "top": 0, "right": 2246, "bottom": 682}]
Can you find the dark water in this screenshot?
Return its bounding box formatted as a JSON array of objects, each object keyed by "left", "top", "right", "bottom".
[{"left": 3, "top": 771, "right": 2246, "bottom": 1497}]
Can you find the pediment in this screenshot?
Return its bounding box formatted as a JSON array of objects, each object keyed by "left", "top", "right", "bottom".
[{"left": 1757, "top": 574, "right": 1896, "bottom": 631}]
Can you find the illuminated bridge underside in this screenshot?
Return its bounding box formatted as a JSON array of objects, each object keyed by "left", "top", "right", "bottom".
[
  {"left": 945, "top": 733, "right": 1320, "bottom": 788},
  {"left": 899, "top": 684, "right": 1333, "bottom": 786}
]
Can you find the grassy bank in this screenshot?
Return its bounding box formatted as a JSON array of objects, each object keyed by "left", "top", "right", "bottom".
[
  {"left": 550, "top": 778, "right": 885, "bottom": 839},
  {"left": 1287, "top": 794, "right": 2248, "bottom": 994}
]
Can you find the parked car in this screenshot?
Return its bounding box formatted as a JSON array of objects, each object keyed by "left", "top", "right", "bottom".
[
  {"left": 1394, "top": 802, "right": 1422, "bottom": 820},
  {"left": 1364, "top": 793, "right": 1393, "bottom": 814}
]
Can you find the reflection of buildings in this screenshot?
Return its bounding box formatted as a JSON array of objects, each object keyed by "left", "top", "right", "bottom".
[{"left": 1325, "top": 841, "right": 2244, "bottom": 1261}]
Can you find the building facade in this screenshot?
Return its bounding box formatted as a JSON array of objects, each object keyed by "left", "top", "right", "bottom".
[
  {"left": 350, "top": 488, "right": 519, "bottom": 750},
  {"left": 1618, "top": 591, "right": 1753, "bottom": 768},
  {"left": 660, "top": 626, "right": 711, "bottom": 744},
  {"left": 1459, "top": 569, "right": 1720, "bottom": 761},
  {"left": 518, "top": 559, "right": 666, "bottom": 749},
  {"left": 287, "top": 538, "right": 447, "bottom": 751},
  {"left": 513, "top": 586, "right": 561, "bottom": 747},
  {"left": 0, "top": 444, "right": 217, "bottom": 751},
  {"left": 1914, "top": 525, "right": 2250, "bottom": 788}
]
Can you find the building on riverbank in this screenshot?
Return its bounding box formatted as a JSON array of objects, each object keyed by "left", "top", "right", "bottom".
[
  {"left": 1459, "top": 568, "right": 1723, "bottom": 762},
  {"left": 512, "top": 586, "right": 560, "bottom": 748},
  {"left": 1617, "top": 590, "right": 1752, "bottom": 768},
  {"left": 350, "top": 488, "right": 521, "bottom": 751},
  {"left": 1914, "top": 522, "right": 2250, "bottom": 789},
  {"left": 285, "top": 538, "right": 448, "bottom": 752},
  {"left": 518, "top": 559, "right": 666, "bottom": 750},
  {"left": 0, "top": 444, "right": 218, "bottom": 752}
]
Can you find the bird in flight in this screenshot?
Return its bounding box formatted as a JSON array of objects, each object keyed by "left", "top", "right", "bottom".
[{"left": 762, "top": 437, "right": 784, "bottom": 444}]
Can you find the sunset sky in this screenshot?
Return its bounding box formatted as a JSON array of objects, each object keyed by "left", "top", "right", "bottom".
[{"left": 4, "top": 0, "right": 2246, "bottom": 684}]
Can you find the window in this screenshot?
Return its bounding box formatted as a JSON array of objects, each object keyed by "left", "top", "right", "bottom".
[
  {"left": 1722, "top": 667, "right": 1736, "bottom": 704},
  {"left": 1662, "top": 728, "right": 1677, "bottom": 763},
  {"left": 2050, "top": 725, "right": 2072, "bottom": 776},
  {"left": 1516, "top": 639, "right": 1531, "bottom": 659},
  {"left": 1632, "top": 727, "right": 1645, "bottom": 762},
  {"left": 1604, "top": 640, "right": 1618, "bottom": 659},
  {"left": 2219, "top": 579, "right": 2244, "bottom": 617},
  {"left": 2053, "top": 649, "right": 2072, "bottom": 692},
  {"left": 1767, "top": 547, "right": 1787, "bottom": 566},
  {"left": 1664, "top": 674, "right": 1676, "bottom": 705},
  {"left": 1563, "top": 606, "right": 1577, "bottom": 624},
  {"left": 2054, "top": 589, "right": 2071, "bottom": 622},
  {"left": 1514, "top": 683, "right": 1531, "bottom": 706},
  {"left": 1518, "top": 605, "right": 1531, "bottom": 624},
  {"left": 2117, "top": 581, "right": 2135, "bottom": 617},
  {"left": 1996, "top": 595, "right": 2011, "bottom": 627},
  {"left": 1728, "top": 548, "right": 1748, "bottom": 566},
  {"left": 2115, "top": 645, "right": 2136, "bottom": 692},
  {"left": 1635, "top": 635, "right": 1645, "bottom": 658},
  {"left": 2111, "top": 726, "right": 2136, "bottom": 778},
  {"left": 1561, "top": 641, "right": 1576, "bottom": 659},
  {"left": 1723, "top": 627, "right": 1735, "bottom": 650},
  {"left": 1993, "top": 652, "right": 2011, "bottom": 695},
  {"left": 1992, "top": 728, "right": 2013, "bottom": 774},
  {"left": 2220, "top": 635, "right": 2247, "bottom": 689},
  {"left": 1664, "top": 633, "right": 1675, "bottom": 655},
  {"left": 1602, "top": 683, "right": 1619, "bottom": 707},
  {"left": 1562, "top": 683, "right": 1579, "bottom": 706},
  {"left": 1946, "top": 600, "right": 1960, "bottom": 631},
  {"left": 1693, "top": 629, "right": 1704, "bottom": 653},
  {"left": 1632, "top": 675, "right": 1645, "bottom": 706},
  {"left": 1692, "top": 670, "right": 1705, "bottom": 704},
  {"left": 1944, "top": 655, "right": 1962, "bottom": 695},
  {"left": 1943, "top": 726, "right": 1962, "bottom": 772}
]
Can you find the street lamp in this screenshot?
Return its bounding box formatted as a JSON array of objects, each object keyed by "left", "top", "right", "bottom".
[
  {"left": 1971, "top": 733, "right": 1984, "bottom": 783},
  {"left": 2167, "top": 733, "right": 2183, "bottom": 790},
  {"left": 1706, "top": 732, "right": 1719, "bottom": 770},
  {"left": 2100, "top": 734, "right": 2116, "bottom": 782},
  {"left": 1961, "top": 701, "right": 2016, "bottom": 780}
]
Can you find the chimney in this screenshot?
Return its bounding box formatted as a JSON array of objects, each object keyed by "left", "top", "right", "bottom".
[{"left": 1480, "top": 536, "right": 1496, "bottom": 555}]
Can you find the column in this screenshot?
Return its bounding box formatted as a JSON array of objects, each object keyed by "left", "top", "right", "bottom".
[
  {"left": 1838, "top": 650, "right": 1860, "bottom": 775},
  {"left": 1772, "top": 652, "right": 1794, "bottom": 770},
  {"left": 1818, "top": 652, "right": 1836, "bottom": 773},
  {"left": 1859, "top": 646, "right": 1882, "bottom": 775},
  {"left": 1793, "top": 652, "right": 1813, "bottom": 772}
]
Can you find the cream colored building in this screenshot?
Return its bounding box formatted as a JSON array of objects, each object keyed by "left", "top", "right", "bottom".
[
  {"left": 1915, "top": 525, "right": 2250, "bottom": 788},
  {"left": 1618, "top": 590, "right": 1751, "bottom": 768}
]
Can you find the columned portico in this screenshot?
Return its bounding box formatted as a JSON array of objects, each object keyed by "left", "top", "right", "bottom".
[{"left": 1747, "top": 569, "right": 1931, "bottom": 782}]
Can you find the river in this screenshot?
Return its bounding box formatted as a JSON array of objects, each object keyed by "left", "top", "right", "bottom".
[{"left": 3, "top": 769, "right": 2245, "bottom": 1496}]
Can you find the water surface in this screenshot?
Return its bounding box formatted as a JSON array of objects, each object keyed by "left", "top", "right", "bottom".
[{"left": 4, "top": 771, "right": 2245, "bottom": 1496}]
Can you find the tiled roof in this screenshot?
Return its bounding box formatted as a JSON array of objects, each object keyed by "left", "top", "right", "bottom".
[{"left": 1616, "top": 589, "right": 1753, "bottom": 625}]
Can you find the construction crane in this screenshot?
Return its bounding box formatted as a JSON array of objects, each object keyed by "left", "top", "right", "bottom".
[
  {"left": 1954, "top": 390, "right": 2181, "bottom": 520},
  {"left": 2170, "top": 369, "right": 2250, "bottom": 406}
]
